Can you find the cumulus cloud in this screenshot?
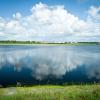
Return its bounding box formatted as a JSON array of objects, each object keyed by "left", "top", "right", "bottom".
[
  {"left": 88, "top": 6, "right": 100, "bottom": 20},
  {"left": 0, "top": 2, "right": 100, "bottom": 41}
]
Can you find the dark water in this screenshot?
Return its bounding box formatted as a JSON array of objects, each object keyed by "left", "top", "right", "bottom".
[{"left": 0, "top": 45, "right": 100, "bottom": 86}]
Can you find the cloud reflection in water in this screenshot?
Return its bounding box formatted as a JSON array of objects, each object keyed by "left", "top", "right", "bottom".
[{"left": 0, "top": 46, "right": 100, "bottom": 81}]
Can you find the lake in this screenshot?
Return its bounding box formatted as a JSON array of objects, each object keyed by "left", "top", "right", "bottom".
[{"left": 0, "top": 45, "right": 100, "bottom": 86}]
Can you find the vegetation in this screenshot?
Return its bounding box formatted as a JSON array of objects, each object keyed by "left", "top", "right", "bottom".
[
  {"left": 0, "top": 84, "right": 100, "bottom": 100},
  {"left": 0, "top": 40, "right": 99, "bottom": 46}
]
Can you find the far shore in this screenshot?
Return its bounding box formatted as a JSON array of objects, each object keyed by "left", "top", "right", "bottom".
[{"left": 0, "top": 42, "right": 99, "bottom": 46}]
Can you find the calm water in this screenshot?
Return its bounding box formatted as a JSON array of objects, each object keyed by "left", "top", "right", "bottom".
[{"left": 0, "top": 45, "right": 100, "bottom": 86}]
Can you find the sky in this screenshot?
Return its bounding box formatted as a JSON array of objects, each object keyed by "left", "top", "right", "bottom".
[{"left": 0, "top": 0, "right": 100, "bottom": 42}]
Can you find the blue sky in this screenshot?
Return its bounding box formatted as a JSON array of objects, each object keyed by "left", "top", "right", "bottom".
[
  {"left": 0, "top": 0, "right": 99, "bottom": 19},
  {"left": 0, "top": 0, "right": 100, "bottom": 41}
]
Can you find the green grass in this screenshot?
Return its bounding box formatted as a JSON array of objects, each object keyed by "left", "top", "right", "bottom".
[{"left": 0, "top": 84, "right": 100, "bottom": 100}]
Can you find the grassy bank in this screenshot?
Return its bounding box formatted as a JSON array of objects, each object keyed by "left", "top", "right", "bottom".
[{"left": 0, "top": 84, "right": 100, "bottom": 100}]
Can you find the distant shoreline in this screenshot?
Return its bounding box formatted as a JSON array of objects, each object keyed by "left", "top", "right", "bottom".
[{"left": 0, "top": 41, "right": 99, "bottom": 46}]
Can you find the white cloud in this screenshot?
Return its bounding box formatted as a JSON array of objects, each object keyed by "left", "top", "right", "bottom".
[
  {"left": 13, "top": 12, "right": 22, "bottom": 19},
  {"left": 88, "top": 6, "right": 100, "bottom": 20},
  {"left": 0, "top": 3, "right": 100, "bottom": 41}
]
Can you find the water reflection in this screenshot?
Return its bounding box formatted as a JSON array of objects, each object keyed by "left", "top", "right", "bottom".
[{"left": 0, "top": 46, "right": 100, "bottom": 85}]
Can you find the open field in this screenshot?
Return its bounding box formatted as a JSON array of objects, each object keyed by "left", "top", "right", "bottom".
[{"left": 0, "top": 84, "right": 100, "bottom": 100}]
